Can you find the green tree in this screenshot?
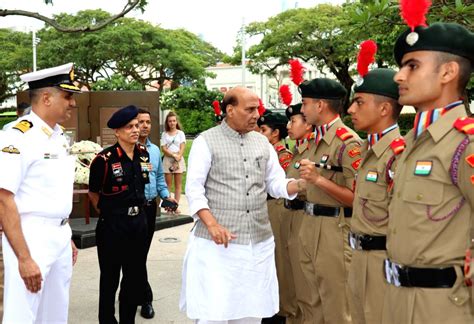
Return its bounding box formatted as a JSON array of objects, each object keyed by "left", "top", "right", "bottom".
[
  {"left": 234, "top": 5, "right": 358, "bottom": 109},
  {"left": 0, "top": 28, "right": 32, "bottom": 102},
  {"left": 161, "top": 83, "right": 224, "bottom": 135},
  {"left": 91, "top": 74, "right": 143, "bottom": 91}
]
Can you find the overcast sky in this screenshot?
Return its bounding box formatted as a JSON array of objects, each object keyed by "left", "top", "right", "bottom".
[{"left": 0, "top": 0, "right": 344, "bottom": 54}]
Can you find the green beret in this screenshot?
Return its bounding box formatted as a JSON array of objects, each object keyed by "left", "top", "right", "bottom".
[
  {"left": 285, "top": 103, "right": 302, "bottom": 119},
  {"left": 298, "top": 78, "right": 347, "bottom": 100},
  {"left": 354, "top": 68, "right": 399, "bottom": 100},
  {"left": 258, "top": 111, "right": 288, "bottom": 127},
  {"left": 394, "top": 22, "right": 474, "bottom": 66},
  {"left": 107, "top": 105, "right": 139, "bottom": 129}
]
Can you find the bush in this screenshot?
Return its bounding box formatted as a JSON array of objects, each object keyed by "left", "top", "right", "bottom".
[
  {"left": 176, "top": 108, "right": 215, "bottom": 136},
  {"left": 0, "top": 117, "right": 15, "bottom": 129},
  {"left": 342, "top": 113, "right": 415, "bottom": 138}
]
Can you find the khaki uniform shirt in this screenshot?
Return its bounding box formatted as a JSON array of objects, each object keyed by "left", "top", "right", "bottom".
[
  {"left": 306, "top": 119, "right": 362, "bottom": 206},
  {"left": 274, "top": 141, "right": 293, "bottom": 171},
  {"left": 351, "top": 128, "right": 402, "bottom": 236},
  {"left": 286, "top": 139, "right": 313, "bottom": 200},
  {"left": 387, "top": 105, "right": 474, "bottom": 268}
]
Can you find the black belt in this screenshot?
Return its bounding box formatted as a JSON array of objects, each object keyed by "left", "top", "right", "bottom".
[
  {"left": 349, "top": 232, "right": 386, "bottom": 250},
  {"left": 267, "top": 195, "right": 275, "bottom": 201},
  {"left": 145, "top": 199, "right": 157, "bottom": 206},
  {"left": 384, "top": 259, "right": 457, "bottom": 288},
  {"left": 284, "top": 199, "right": 305, "bottom": 210},
  {"left": 101, "top": 205, "right": 143, "bottom": 217},
  {"left": 304, "top": 202, "right": 352, "bottom": 218}
]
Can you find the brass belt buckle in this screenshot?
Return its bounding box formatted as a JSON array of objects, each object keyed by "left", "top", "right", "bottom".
[
  {"left": 384, "top": 259, "right": 402, "bottom": 287},
  {"left": 128, "top": 206, "right": 139, "bottom": 216}
]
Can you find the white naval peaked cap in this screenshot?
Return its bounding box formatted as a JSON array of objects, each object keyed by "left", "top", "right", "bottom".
[{"left": 20, "top": 63, "right": 81, "bottom": 93}]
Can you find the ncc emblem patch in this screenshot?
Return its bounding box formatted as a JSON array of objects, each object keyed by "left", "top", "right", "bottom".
[
  {"left": 366, "top": 171, "right": 378, "bottom": 182},
  {"left": 1, "top": 145, "right": 20, "bottom": 154}
]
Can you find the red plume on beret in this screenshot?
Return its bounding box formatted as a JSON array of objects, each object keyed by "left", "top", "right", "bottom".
[
  {"left": 357, "top": 40, "right": 378, "bottom": 78},
  {"left": 400, "top": 0, "right": 432, "bottom": 31},
  {"left": 212, "top": 100, "right": 221, "bottom": 116},
  {"left": 258, "top": 99, "right": 266, "bottom": 116},
  {"left": 289, "top": 59, "right": 305, "bottom": 86},
  {"left": 279, "top": 85, "right": 293, "bottom": 107}
]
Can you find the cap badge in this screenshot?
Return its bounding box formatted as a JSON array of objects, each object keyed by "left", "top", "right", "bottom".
[{"left": 406, "top": 31, "right": 419, "bottom": 46}]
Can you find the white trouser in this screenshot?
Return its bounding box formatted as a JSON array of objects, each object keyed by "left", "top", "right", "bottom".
[
  {"left": 196, "top": 318, "right": 261, "bottom": 324},
  {"left": 2, "top": 216, "right": 72, "bottom": 324}
]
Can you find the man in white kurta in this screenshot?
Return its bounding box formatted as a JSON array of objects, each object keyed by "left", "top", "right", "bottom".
[{"left": 180, "top": 87, "right": 305, "bottom": 324}]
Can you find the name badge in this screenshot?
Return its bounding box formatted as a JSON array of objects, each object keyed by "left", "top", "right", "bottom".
[
  {"left": 414, "top": 160, "right": 432, "bottom": 176},
  {"left": 365, "top": 171, "right": 378, "bottom": 182}
]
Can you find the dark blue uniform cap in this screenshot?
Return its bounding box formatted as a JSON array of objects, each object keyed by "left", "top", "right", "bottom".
[{"left": 107, "top": 105, "right": 139, "bottom": 129}]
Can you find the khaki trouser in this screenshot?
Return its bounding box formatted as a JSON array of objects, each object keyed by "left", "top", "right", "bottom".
[
  {"left": 347, "top": 249, "right": 388, "bottom": 324},
  {"left": 267, "top": 199, "right": 298, "bottom": 319},
  {"left": 299, "top": 213, "right": 352, "bottom": 324},
  {"left": 381, "top": 268, "right": 474, "bottom": 324},
  {"left": 284, "top": 208, "right": 309, "bottom": 324}
]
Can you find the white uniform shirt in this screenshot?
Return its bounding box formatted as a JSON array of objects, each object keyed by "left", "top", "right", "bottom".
[{"left": 0, "top": 111, "right": 75, "bottom": 219}]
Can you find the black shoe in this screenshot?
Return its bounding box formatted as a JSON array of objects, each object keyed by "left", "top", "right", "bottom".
[{"left": 140, "top": 302, "right": 155, "bottom": 319}]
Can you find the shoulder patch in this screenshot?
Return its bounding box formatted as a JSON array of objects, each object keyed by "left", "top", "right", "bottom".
[
  {"left": 336, "top": 127, "right": 353, "bottom": 141},
  {"left": 390, "top": 137, "right": 406, "bottom": 155},
  {"left": 13, "top": 120, "right": 33, "bottom": 133},
  {"left": 454, "top": 117, "right": 474, "bottom": 135}
]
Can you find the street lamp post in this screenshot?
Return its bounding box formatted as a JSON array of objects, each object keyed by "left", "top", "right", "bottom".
[
  {"left": 32, "top": 29, "right": 40, "bottom": 72},
  {"left": 241, "top": 17, "right": 246, "bottom": 87}
]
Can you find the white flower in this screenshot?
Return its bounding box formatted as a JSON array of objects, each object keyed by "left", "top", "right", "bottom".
[{"left": 70, "top": 140, "right": 103, "bottom": 185}]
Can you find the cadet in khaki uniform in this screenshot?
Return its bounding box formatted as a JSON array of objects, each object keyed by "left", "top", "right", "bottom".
[
  {"left": 258, "top": 110, "right": 293, "bottom": 324},
  {"left": 298, "top": 78, "right": 362, "bottom": 324},
  {"left": 381, "top": 23, "right": 474, "bottom": 324},
  {"left": 346, "top": 68, "right": 403, "bottom": 324},
  {"left": 283, "top": 103, "right": 315, "bottom": 323}
]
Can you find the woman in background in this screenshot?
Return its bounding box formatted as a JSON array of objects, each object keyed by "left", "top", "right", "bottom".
[{"left": 161, "top": 111, "right": 186, "bottom": 213}]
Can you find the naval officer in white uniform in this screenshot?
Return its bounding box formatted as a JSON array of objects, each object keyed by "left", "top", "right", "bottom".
[{"left": 0, "top": 63, "right": 80, "bottom": 323}]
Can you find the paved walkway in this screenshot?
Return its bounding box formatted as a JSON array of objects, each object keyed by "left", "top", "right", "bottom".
[{"left": 69, "top": 196, "right": 194, "bottom": 324}]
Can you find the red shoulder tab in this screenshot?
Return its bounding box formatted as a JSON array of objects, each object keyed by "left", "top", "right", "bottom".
[
  {"left": 390, "top": 137, "right": 406, "bottom": 155},
  {"left": 275, "top": 144, "right": 285, "bottom": 153},
  {"left": 454, "top": 117, "right": 474, "bottom": 135},
  {"left": 336, "top": 127, "right": 353, "bottom": 141}
]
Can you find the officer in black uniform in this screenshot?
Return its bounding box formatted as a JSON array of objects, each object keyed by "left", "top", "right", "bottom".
[{"left": 88, "top": 105, "right": 151, "bottom": 324}]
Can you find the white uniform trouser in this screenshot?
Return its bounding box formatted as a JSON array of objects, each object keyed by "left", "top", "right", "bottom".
[{"left": 2, "top": 216, "right": 72, "bottom": 324}]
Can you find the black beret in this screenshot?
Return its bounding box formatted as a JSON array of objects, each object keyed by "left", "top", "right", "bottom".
[
  {"left": 298, "top": 78, "right": 347, "bottom": 100},
  {"left": 394, "top": 22, "right": 474, "bottom": 66},
  {"left": 258, "top": 110, "right": 289, "bottom": 127},
  {"left": 107, "top": 105, "right": 139, "bottom": 129},
  {"left": 354, "top": 68, "right": 399, "bottom": 100},
  {"left": 285, "top": 103, "right": 303, "bottom": 119}
]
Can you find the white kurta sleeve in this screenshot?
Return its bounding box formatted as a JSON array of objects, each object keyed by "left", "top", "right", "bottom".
[
  {"left": 265, "top": 143, "right": 296, "bottom": 200},
  {"left": 185, "top": 135, "right": 212, "bottom": 219}
]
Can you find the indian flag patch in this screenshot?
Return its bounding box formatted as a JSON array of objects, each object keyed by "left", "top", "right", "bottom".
[
  {"left": 366, "top": 171, "right": 378, "bottom": 182},
  {"left": 414, "top": 160, "right": 432, "bottom": 176}
]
